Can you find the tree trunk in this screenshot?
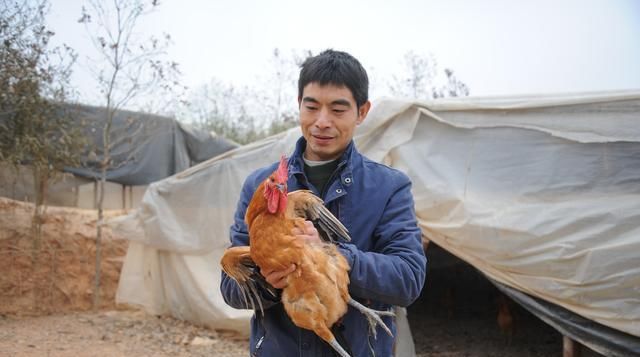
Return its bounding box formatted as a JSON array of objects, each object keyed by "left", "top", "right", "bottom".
[
  {"left": 93, "top": 163, "right": 106, "bottom": 310},
  {"left": 94, "top": 105, "right": 113, "bottom": 310},
  {"left": 31, "top": 166, "right": 48, "bottom": 310},
  {"left": 31, "top": 166, "right": 45, "bottom": 253}
]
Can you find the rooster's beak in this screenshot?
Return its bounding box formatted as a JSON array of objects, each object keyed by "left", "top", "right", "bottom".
[{"left": 276, "top": 183, "right": 286, "bottom": 193}]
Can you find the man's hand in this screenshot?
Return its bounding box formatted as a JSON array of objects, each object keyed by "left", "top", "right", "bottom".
[
  {"left": 291, "top": 220, "right": 322, "bottom": 244},
  {"left": 261, "top": 265, "right": 296, "bottom": 289}
]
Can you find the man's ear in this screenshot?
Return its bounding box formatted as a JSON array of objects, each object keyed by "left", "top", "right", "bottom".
[{"left": 357, "top": 101, "right": 371, "bottom": 125}]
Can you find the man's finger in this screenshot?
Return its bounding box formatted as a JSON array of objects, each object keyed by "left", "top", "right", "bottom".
[
  {"left": 268, "top": 264, "right": 295, "bottom": 280},
  {"left": 265, "top": 264, "right": 296, "bottom": 288},
  {"left": 304, "top": 220, "right": 315, "bottom": 231}
]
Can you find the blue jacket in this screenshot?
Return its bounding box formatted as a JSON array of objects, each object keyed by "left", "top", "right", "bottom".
[{"left": 220, "top": 137, "right": 427, "bottom": 357}]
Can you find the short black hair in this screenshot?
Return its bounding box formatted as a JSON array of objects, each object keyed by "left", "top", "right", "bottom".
[{"left": 298, "top": 49, "right": 369, "bottom": 108}]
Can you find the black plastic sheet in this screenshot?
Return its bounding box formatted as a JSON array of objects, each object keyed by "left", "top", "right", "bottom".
[
  {"left": 61, "top": 104, "right": 238, "bottom": 185},
  {"left": 490, "top": 278, "right": 640, "bottom": 357}
]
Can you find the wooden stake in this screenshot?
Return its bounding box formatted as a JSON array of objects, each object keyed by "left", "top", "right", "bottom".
[{"left": 563, "top": 335, "right": 581, "bottom": 357}]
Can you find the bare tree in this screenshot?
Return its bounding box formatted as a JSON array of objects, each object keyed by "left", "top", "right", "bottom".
[
  {"left": 389, "top": 51, "right": 438, "bottom": 99},
  {"left": 0, "top": 0, "right": 83, "bottom": 268},
  {"left": 181, "top": 48, "right": 310, "bottom": 144},
  {"left": 389, "top": 51, "right": 470, "bottom": 100},
  {"left": 260, "top": 48, "right": 309, "bottom": 137},
  {"left": 183, "top": 78, "right": 257, "bottom": 144},
  {"left": 261, "top": 48, "right": 303, "bottom": 126},
  {"left": 79, "top": 0, "right": 181, "bottom": 309},
  {"left": 435, "top": 68, "right": 470, "bottom": 98}
]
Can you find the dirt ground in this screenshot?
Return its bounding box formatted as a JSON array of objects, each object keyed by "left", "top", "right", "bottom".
[
  {"left": 0, "top": 309, "right": 248, "bottom": 357},
  {"left": 0, "top": 197, "right": 602, "bottom": 357}
]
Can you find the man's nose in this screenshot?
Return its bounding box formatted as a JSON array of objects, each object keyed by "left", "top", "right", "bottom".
[{"left": 315, "top": 108, "right": 332, "bottom": 128}]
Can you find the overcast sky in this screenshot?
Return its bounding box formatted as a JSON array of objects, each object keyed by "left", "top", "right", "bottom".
[{"left": 48, "top": 0, "right": 640, "bottom": 108}]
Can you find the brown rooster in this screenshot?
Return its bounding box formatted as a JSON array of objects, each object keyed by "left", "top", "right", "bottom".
[{"left": 221, "top": 156, "right": 393, "bottom": 357}]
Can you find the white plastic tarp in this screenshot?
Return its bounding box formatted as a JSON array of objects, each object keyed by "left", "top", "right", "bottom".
[{"left": 111, "top": 90, "right": 640, "bottom": 340}]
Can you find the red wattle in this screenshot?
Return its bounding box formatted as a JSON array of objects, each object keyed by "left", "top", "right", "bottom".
[{"left": 267, "top": 189, "right": 279, "bottom": 213}]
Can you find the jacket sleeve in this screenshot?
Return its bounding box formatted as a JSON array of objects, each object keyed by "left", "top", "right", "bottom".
[
  {"left": 337, "top": 175, "right": 427, "bottom": 307},
  {"left": 219, "top": 172, "right": 281, "bottom": 310}
]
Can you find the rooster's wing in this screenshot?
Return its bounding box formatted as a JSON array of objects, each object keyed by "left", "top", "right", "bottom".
[
  {"left": 221, "top": 246, "right": 278, "bottom": 312},
  {"left": 285, "top": 190, "right": 350, "bottom": 243}
]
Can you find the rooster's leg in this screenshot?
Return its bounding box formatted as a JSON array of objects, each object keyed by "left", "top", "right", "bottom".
[
  {"left": 315, "top": 326, "right": 351, "bottom": 357},
  {"left": 285, "top": 292, "right": 353, "bottom": 357},
  {"left": 328, "top": 338, "right": 351, "bottom": 357},
  {"left": 348, "top": 298, "right": 395, "bottom": 338}
]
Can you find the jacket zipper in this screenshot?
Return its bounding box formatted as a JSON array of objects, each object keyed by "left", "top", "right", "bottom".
[{"left": 252, "top": 335, "right": 264, "bottom": 356}]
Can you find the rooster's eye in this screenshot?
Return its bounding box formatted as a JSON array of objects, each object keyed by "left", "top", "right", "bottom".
[{"left": 269, "top": 177, "right": 275, "bottom": 182}]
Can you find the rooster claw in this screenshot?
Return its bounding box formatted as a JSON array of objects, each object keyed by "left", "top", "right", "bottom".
[
  {"left": 348, "top": 298, "right": 395, "bottom": 338},
  {"left": 329, "top": 338, "right": 351, "bottom": 357}
]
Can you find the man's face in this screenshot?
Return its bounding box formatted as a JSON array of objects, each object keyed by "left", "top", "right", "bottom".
[{"left": 298, "top": 82, "right": 370, "bottom": 161}]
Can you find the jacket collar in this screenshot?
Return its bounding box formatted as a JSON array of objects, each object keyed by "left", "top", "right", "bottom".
[{"left": 288, "top": 137, "right": 356, "bottom": 178}]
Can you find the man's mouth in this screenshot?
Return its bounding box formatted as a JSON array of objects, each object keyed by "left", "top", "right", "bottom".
[{"left": 312, "top": 134, "right": 334, "bottom": 144}]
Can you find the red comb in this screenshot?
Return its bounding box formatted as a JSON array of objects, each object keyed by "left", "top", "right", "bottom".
[{"left": 276, "top": 155, "right": 288, "bottom": 182}]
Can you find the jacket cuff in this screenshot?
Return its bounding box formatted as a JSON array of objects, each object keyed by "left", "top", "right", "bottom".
[{"left": 336, "top": 242, "right": 356, "bottom": 267}]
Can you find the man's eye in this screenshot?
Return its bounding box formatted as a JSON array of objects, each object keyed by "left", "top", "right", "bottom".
[
  {"left": 306, "top": 106, "right": 318, "bottom": 111},
  {"left": 333, "top": 109, "right": 346, "bottom": 114}
]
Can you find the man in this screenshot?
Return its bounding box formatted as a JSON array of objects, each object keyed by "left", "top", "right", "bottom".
[{"left": 221, "top": 49, "right": 427, "bottom": 356}]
